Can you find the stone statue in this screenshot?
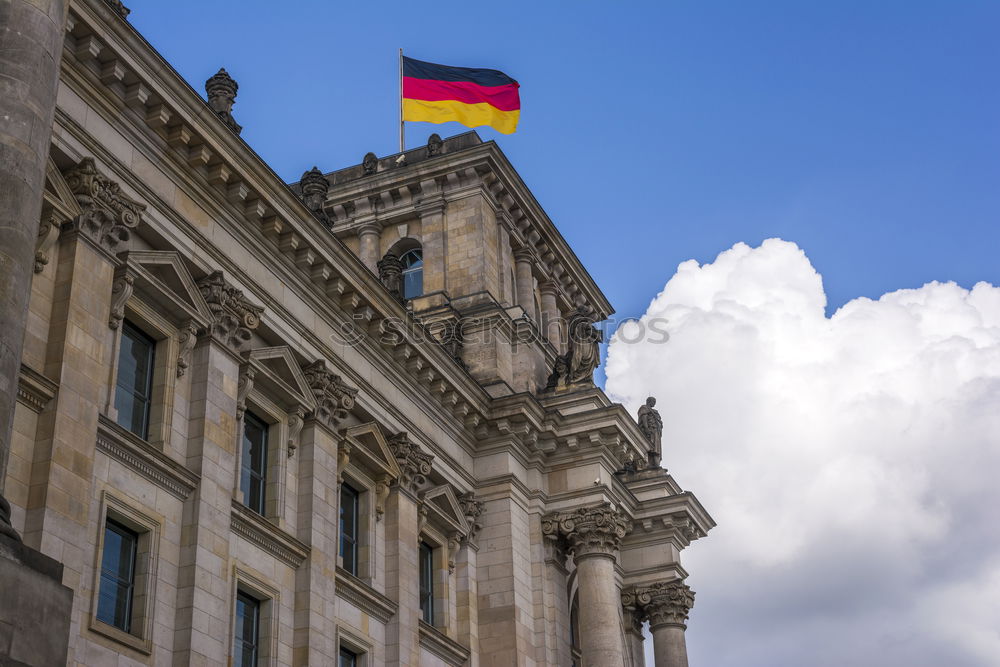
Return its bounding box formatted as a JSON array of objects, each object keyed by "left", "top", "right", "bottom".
[
  {"left": 637, "top": 396, "right": 663, "bottom": 467},
  {"left": 205, "top": 68, "right": 242, "bottom": 135},
  {"left": 363, "top": 152, "right": 378, "bottom": 175},
  {"left": 299, "top": 166, "right": 330, "bottom": 227},
  {"left": 543, "top": 306, "right": 602, "bottom": 391},
  {"left": 427, "top": 133, "right": 443, "bottom": 156},
  {"left": 377, "top": 252, "right": 404, "bottom": 302}
]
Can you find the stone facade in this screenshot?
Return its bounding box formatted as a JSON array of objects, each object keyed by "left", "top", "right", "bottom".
[{"left": 0, "top": 1, "right": 714, "bottom": 665}]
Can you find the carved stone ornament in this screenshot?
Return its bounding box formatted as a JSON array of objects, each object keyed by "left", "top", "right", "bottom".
[
  {"left": 302, "top": 360, "right": 358, "bottom": 431},
  {"left": 35, "top": 211, "right": 61, "bottom": 273},
  {"left": 336, "top": 442, "right": 352, "bottom": 486},
  {"left": 205, "top": 68, "right": 242, "bottom": 135},
  {"left": 286, "top": 406, "right": 305, "bottom": 458},
  {"left": 108, "top": 270, "right": 135, "bottom": 329},
  {"left": 541, "top": 503, "right": 632, "bottom": 560},
  {"left": 176, "top": 321, "right": 199, "bottom": 378},
  {"left": 362, "top": 152, "right": 378, "bottom": 175},
  {"left": 236, "top": 365, "right": 256, "bottom": 420},
  {"left": 299, "top": 167, "right": 330, "bottom": 227},
  {"left": 63, "top": 158, "right": 146, "bottom": 255},
  {"left": 447, "top": 534, "right": 461, "bottom": 573},
  {"left": 427, "top": 133, "right": 443, "bottom": 156},
  {"left": 637, "top": 396, "right": 663, "bottom": 467},
  {"left": 377, "top": 252, "right": 404, "bottom": 302},
  {"left": 197, "top": 271, "right": 263, "bottom": 355},
  {"left": 417, "top": 502, "right": 429, "bottom": 534},
  {"left": 103, "top": 0, "right": 130, "bottom": 18},
  {"left": 458, "top": 491, "right": 485, "bottom": 544},
  {"left": 621, "top": 580, "right": 695, "bottom": 630},
  {"left": 374, "top": 475, "right": 390, "bottom": 521},
  {"left": 388, "top": 432, "right": 434, "bottom": 494},
  {"left": 438, "top": 319, "right": 467, "bottom": 370},
  {"left": 544, "top": 306, "right": 602, "bottom": 392}
]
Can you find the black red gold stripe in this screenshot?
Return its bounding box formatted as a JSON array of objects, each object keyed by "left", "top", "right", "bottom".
[{"left": 402, "top": 56, "right": 520, "bottom": 134}]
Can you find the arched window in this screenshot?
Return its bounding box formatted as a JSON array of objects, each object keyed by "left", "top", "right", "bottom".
[{"left": 400, "top": 248, "right": 423, "bottom": 299}]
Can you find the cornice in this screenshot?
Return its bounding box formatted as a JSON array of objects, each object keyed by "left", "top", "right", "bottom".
[
  {"left": 96, "top": 415, "right": 198, "bottom": 500},
  {"left": 335, "top": 568, "right": 398, "bottom": 624},
  {"left": 16, "top": 365, "right": 58, "bottom": 413},
  {"left": 229, "top": 500, "right": 309, "bottom": 568},
  {"left": 418, "top": 620, "right": 471, "bottom": 666}
]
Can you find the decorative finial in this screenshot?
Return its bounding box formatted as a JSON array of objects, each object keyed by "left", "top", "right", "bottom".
[
  {"left": 205, "top": 68, "right": 242, "bottom": 135},
  {"left": 299, "top": 167, "right": 330, "bottom": 227},
  {"left": 103, "top": 0, "right": 130, "bottom": 17},
  {"left": 427, "top": 133, "right": 444, "bottom": 156},
  {"left": 363, "top": 152, "right": 378, "bottom": 175}
]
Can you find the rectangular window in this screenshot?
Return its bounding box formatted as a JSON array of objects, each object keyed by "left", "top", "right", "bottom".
[
  {"left": 419, "top": 541, "right": 434, "bottom": 624},
  {"left": 340, "top": 483, "right": 360, "bottom": 575},
  {"left": 234, "top": 592, "right": 260, "bottom": 667},
  {"left": 240, "top": 413, "right": 268, "bottom": 515},
  {"left": 97, "top": 519, "right": 138, "bottom": 633},
  {"left": 339, "top": 647, "right": 358, "bottom": 667},
  {"left": 114, "top": 322, "right": 155, "bottom": 439}
]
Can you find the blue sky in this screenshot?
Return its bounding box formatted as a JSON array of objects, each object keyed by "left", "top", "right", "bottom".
[{"left": 133, "top": 0, "right": 999, "bottom": 326}]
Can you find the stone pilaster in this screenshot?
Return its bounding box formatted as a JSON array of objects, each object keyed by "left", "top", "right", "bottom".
[
  {"left": 513, "top": 248, "right": 537, "bottom": 323},
  {"left": 538, "top": 280, "right": 562, "bottom": 352},
  {"left": 358, "top": 222, "right": 381, "bottom": 274},
  {"left": 172, "top": 336, "right": 243, "bottom": 664},
  {"left": 0, "top": 0, "right": 67, "bottom": 541},
  {"left": 292, "top": 418, "right": 341, "bottom": 664},
  {"left": 416, "top": 199, "right": 447, "bottom": 294},
  {"left": 542, "top": 503, "right": 632, "bottom": 667},
  {"left": 623, "top": 580, "right": 695, "bottom": 667}
]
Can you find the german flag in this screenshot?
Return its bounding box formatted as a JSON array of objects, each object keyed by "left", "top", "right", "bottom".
[{"left": 402, "top": 56, "right": 520, "bottom": 135}]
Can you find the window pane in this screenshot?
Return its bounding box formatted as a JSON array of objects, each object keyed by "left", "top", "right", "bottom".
[
  {"left": 114, "top": 323, "right": 155, "bottom": 438},
  {"left": 97, "top": 520, "right": 137, "bottom": 632},
  {"left": 401, "top": 249, "right": 424, "bottom": 299},
  {"left": 339, "top": 647, "right": 358, "bottom": 667},
  {"left": 419, "top": 542, "right": 434, "bottom": 624},
  {"left": 234, "top": 592, "right": 260, "bottom": 667},
  {"left": 340, "top": 484, "right": 359, "bottom": 575},
  {"left": 240, "top": 413, "right": 268, "bottom": 515}
]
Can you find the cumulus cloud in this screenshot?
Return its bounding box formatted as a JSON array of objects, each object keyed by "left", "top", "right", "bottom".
[{"left": 605, "top": 239, "right": 1000, "bottom": 667}]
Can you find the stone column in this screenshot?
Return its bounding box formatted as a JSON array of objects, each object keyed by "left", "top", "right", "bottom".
[
  {"left": 385, "top": 433, "right": 434, "bottom": 666},
  {"left": 358, "top": 222, "right": 381, "bottom": 273},
  {"left": 0, "top": 0, "right": 67, "bottom": 538},
  {"left": 629, "top": 580, "right": 695, "bottom": 667},
  {"left": 292, "top": 418, "right": 342, "bottom": 664},
  {"left": 513, "top": 248, "right": 537, "bottom": 322},
  {"left": 538, "top": 280, "right": 562, "bottom": 351},
  {"left": 622, "top": 604, "right": 647, "bottom": 667},
  {"left": 542, "top": 504, "right": 632, "bottom": 667}
]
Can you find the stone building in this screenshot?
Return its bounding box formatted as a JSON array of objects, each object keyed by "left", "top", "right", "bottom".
[{"left": 0, "top": 1, "right": 714, "bottom": 665}]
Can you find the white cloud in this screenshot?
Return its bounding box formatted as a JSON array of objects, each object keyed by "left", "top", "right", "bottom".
[{"left": 606, "top": 239, "right": 1000, "bottom": 667}]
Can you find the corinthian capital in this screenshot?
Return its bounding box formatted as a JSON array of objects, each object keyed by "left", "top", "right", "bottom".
[
  {"left": 541, "top": 503, "right": 632, "bottom": 560},
  {"left": 197, "top": 271, "right": 263, "bottom": 355},
  {"left": 388, "top": 432, "right": 433, "bottom": 494},
  {"left": 302, "top": 360, "right": 357, "bottom": 431},
  {"left": 622, "top": 580, "right": 695, "bottom": 630},
  {"left": 64, "top": 158, "right": 145, "bottom": 255}
]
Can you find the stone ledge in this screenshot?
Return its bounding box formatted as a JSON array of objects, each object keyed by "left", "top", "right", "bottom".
[
  {"left": 96, "top": 415, "right": 198, "bottom": 500},
  {"left": 0, "top": 534, "right": 63, "bottom": 583},
  {"left": 16, "top": 364, "right": 58, "bottom": 414},
  {"left": 418, "top": 620, "right": 471, "bottom": 666},
  {"left": 334, "top": 568, "right": 398, "bottom": 624},
  {"left": 229, "top": 501, "right": 309, "bottom": 568}
]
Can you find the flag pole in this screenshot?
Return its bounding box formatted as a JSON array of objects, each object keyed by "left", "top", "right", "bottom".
[{"left": 398, "top": 48, "right": 405, "bottom": 153}]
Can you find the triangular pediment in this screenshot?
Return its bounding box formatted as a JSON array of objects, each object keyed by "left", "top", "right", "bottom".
[
  {"left": 344, "top": 421, "right": 401, "bottom": 481},
  {"left": 421, "top": 484, "right": 469, "bottom": 536},
  {"left": 44, "top": 157, "right": 83, "bottom": 220},
  {"left": 119, "top": 250, "right": 213, "bottom": 327},
  {"left": 248, "top": 347, "right": 315, "bottom": 412}
]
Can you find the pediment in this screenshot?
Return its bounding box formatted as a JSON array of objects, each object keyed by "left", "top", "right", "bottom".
[
  {"left": 43, "top": 157, "right": 83, "bottom": 220},
  {"left": 248, "top": 347, "right": 315, "bottom": 412},
  {"left": 421, "top": 484, "right": 469, "bottom": 536},
  {"left": 344, "top": 421, "right": 402, "bottom": 481},
  {"left": 118, "top": 250, "right": 213, "bottom": 327}
]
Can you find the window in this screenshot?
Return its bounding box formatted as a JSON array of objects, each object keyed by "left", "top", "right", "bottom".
[
  {"left": 400, "top": 248, "right": 423, "bottom": 300},
  {"left": 97, "top": 519, "right": 138, "bottom": 632},
  {"left": 340, "top": 483, "right": 360, "bottom": 575},
  {"left": 339, "top": 647, "right": 359, "bottom": 667},
  {"left": 419, "top": 541, "right": 435, "bottom": 624},
  {"left": 240, "top": 412, "right": 269, "bottom": 515},
  {"left": 114, "top": 321, "right": 155, "bottom": 438},
  {"left": 234, "top": 592, "right": 261, "bottom": 667}
]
